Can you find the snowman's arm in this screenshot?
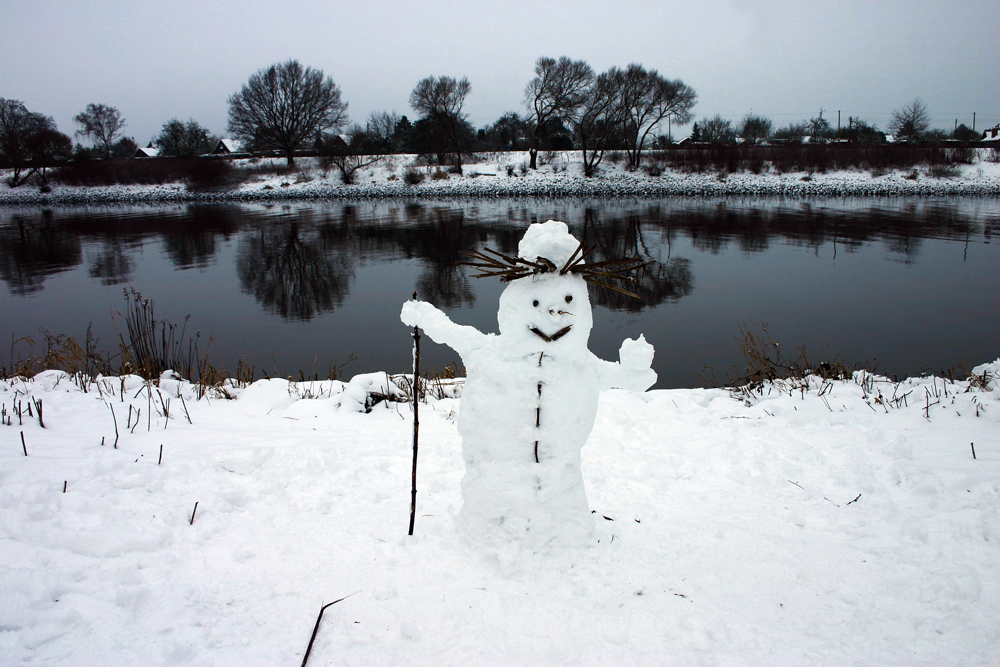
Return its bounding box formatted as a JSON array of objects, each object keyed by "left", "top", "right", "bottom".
[
  {"left": 594, "top": 334, "right": 657, "bottom": 392},
  {"left": 595, "top": 359, "right": 657, "bottom": 392},
  {"left": 400, "top": 299, "right": 488, "bottom": 357}
]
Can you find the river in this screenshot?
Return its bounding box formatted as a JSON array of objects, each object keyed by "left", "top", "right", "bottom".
[{"left": 1, "top": 197, "right": 997, "bottom": 387}]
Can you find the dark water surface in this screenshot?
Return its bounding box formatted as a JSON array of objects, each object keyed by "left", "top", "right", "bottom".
[{"left": 2, "top": 198, "right": 998, "bottom": 388}]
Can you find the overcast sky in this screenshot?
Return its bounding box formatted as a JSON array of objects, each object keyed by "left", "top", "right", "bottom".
[{"left": 2, "top": 0, "right": 997, "bottom": 145}]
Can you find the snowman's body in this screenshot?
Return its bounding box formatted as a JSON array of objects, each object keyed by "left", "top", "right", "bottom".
[{"left": 401, "top": 221, "right": 655, "bottom": 548}]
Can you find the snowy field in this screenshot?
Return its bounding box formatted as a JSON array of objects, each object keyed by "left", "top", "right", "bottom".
[
  {"left": 2, "top": 150, "right": 1000, "bottom": 205},
  {"left": 2, "top": 361, "right": 997, "bottom": 666}
]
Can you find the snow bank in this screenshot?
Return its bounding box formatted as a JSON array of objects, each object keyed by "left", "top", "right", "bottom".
[
  {"left": 2, "top": 152, "right": 999, "bottom": 205},
  {"left": 0, "top": 361, "right": 998, "bottom": 665}
]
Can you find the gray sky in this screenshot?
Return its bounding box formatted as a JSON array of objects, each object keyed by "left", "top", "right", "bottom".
[{"left": 2, "top": 0, "right": 997, "bottom": 145}]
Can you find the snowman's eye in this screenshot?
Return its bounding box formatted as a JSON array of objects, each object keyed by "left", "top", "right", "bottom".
[
  {"left": 565, "top": 295, "right": 573, "bottom": 303},
  {"left": 532, "top": 300, "right": 539, "bottom": 307}
]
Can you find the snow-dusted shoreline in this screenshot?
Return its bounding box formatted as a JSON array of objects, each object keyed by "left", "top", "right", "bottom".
[
  {"left": 3, "top": 153, "right": 1000, "bottom": 205},
  {"left": 2, "top": 361, "right": 998, "bottom": 665}
]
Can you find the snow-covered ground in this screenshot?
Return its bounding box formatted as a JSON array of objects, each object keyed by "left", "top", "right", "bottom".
[
  {"left": 2, "top": 150, "right": 1000, "bottom": 205},
  {"left": 2, "top": 361, "right": 997, "bottom": 666}
]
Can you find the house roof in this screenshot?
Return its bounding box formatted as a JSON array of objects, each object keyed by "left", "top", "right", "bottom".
[
  {"left": 214, "top": 138, "right": 245, "bottom": 153},
  {"left": 132, "top": 146, "right": 160, "bottom": 158}
]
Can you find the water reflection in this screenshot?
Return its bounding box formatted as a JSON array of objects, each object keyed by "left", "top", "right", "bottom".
[
  {"left": 2, "top": 199, "right": 995, "bottom": 306},
  {"left": 160, "top": 206, "right": 239, "bottom": 268},
  {"left": 237, "top": 220, "right": 355, "bottom": 321},
  {"left": 576, "top": 207, "right": 695, "bottom": 311},
  {"left": 0, "top": 210, "right": 82, "bottom": 295},
  {"left": 87, "top": 238, "right": 133, "bottom": 285},
  {"left": 400, "top": 205, "right": 479, "bottom": 307}
]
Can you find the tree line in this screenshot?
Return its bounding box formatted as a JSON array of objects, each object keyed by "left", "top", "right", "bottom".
[{"left": 0, "top": 55, "right": 986, "bottom": 188}]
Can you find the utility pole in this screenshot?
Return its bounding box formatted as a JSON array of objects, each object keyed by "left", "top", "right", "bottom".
[
  {"left": 837, "top": 110, "right": 841, "bottom": 134},
  {"left": 973, "top": 112, "right": 976, "bottom": 131}
]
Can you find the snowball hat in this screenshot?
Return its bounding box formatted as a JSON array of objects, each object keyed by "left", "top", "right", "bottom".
[{"left": 517, "top": 220, "right": 582, "bottom": 268}]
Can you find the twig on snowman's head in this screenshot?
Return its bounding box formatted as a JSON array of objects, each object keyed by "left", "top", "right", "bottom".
[
  {"left": 460, "top": 247, "right": 547, "bottom": 282},
  {"left": 461, "top": 240, "right": 649, "bottom": 297}
]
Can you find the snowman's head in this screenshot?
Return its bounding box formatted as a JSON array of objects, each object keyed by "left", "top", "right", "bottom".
[{"left": 496, "top": 221, "right": 593, "bottom": 349}]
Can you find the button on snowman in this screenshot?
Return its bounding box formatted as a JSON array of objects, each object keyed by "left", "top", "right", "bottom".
[{"left": 401, "top": 220, "right": 655, "bottom": 548}]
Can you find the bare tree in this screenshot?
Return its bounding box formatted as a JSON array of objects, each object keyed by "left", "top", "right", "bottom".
[
  {"left": 574, "top": 70, "right": 624, "bottom": 177},
  {"left": 700, "top": 115, "right": 736, "bottom": 143},
  {"left": 156, "top": 118, "right": 212, "bottom": 157},
  {"left": 807, "top": 110, "right": 832, "bottom": 143},
  {"left": 774, "top": 122, "right": 807, "bottom": 144},
  {"left": 367, "top": 110, "right": 400, "bottom": 140},
  {"left": 888, "top": 98, "right": 930, "bottom": 142},
  {"left": 320, "top": 125, "right": 383, "bottom": 184},
  {"left": 1, "top": 98, "right": 68, "bottom": 186},
  {"left": 524, "top": 56, "right": 594, "bottom": 169},
  {"left": 481, "top": 112, "right": 530, "bottom": 151},
  {"left": 610, "top": 64, "right": 696, "bottom": 169},
  {"left": 74, "top": 103, "right": 126, "bottom": 159},
  {"left": 1, "top": 99, "right": 42, "bottom": 185},
  {"left": 25, "top": 126, "right": 72, "bottom": 186},
  {"left": 366, "top": 110, "right": 401, "bottom": 153},
  {"left": 409, "top": 75, "right": 471, "bottom": 171},
  {"left": 228, "top": 59, "right": 348, "bottom": 166},
  {"left": 739, "top": 113, "right": 773, "bottom": 145}
]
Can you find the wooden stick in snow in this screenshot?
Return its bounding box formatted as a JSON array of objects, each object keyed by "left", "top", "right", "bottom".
[{"left": 408, "top": 291, "right": 421, "bottom": 537}]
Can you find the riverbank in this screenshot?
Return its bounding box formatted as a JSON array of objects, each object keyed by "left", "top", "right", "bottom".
[
  {"left": 1, "top": 361, "right": 998, "bottom": 665},
  {"left": 3, "top": 151, "right": 1000, "bottom": 205}
]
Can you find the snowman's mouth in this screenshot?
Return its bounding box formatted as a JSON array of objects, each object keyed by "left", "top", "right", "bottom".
[{"left": 529, "top": 325, "right": 572, "bottom": 342}]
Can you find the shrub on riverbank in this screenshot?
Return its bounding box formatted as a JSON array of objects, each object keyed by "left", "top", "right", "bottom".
[
  {"left": 52, "top": 157, "right": 237, "bottom": 189},
  {"left": 648, "top": 143, "right": 979, "bottom": 175}
]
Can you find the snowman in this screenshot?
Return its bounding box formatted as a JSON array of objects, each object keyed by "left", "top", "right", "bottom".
[{"left": 400, "top": 220, "right": 655, "bottom": 548}]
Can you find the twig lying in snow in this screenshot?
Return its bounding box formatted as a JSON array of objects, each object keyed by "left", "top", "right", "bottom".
[
  {"left": 301, "top": 592, "right": 360, "bottom": 667},
  {"left": 189, "top": 502, "right": 199, "bottom": 525}
]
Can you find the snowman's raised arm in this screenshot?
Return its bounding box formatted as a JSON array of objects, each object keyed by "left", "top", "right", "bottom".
[
  {"left": 400, "top": 299, "right": 488, "bottom": 358},
  {"left": 594, "top": 334, "right": 657, "bottom": 392}
]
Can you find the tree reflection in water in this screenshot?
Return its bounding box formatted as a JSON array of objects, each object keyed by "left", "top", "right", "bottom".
[
  {"left": 160, "top": 207, "right": 235, "bottom": 269},
  {"left": 576, "top": 207, "right": 694, "bottom": 312},
  {"left": 87, "top": 238, "right": 133, "bottom": 285},
  {"left": 236, "top": 220, "right": 355, "bottom": 321},
  {"left": 0, "top": 210, "right": 82, "bottom": 295},
  {"left": 405, "top": 206, "right": 477, "bottom": 308}
]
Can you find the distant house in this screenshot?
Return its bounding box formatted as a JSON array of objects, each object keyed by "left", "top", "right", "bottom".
[
  {"left": 982, "top": 125, "right": 1000, "bottom": 142},
  {"left": 132, "top": 143, "right": 160, "bottom": 158},
  {"left": 324, "top": 134, "right": 352, "bottom": 150},
  {"left": 212, "top": 138, "right": 248, "bottom": 155}
]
